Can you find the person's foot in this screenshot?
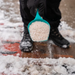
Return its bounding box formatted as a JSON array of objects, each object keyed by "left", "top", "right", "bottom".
[
  {"left": 20, "top": 27, "right": 33, "bottom": 52},
  {"left": 49, "top": 28, "right": 70, "bottom": 48}
]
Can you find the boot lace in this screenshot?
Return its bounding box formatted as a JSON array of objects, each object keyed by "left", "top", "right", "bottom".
[{"left": 51, "top": 28, "right": 63, "bottom": 40}]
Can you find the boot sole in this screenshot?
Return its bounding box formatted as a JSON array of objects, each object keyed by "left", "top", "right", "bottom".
[
  {"left": 51, "top": 39, "right": 70, "bottom": 49},
  {"left": 20, "top": 46, "right": 33, "bottom": 52},
  {"left": 23, "top": 47, "right": 33, "bottom": 52}
]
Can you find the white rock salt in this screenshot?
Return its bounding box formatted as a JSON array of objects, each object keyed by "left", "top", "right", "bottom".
[{"left": 29, "top": 21, "right": 50, "bottom": 42}]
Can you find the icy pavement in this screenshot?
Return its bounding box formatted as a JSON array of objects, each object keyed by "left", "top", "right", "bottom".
[{"left": 0, "top": 0, "right": 75, "bottom": 75}]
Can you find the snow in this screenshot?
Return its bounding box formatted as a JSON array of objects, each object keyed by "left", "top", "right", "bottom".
[
  {"left": 59, "top": 21, "right": 75, "bottom": 43},
  {"left": 0, "top": 56, "right": 75, "bottom": 75},
  {"left": 0, "top": 0, "right": 75, "bottom": 75}
]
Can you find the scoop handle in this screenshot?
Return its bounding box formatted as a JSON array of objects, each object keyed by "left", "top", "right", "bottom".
[{"left": 34, "top": 9, "right": 43, "bottom": 20}]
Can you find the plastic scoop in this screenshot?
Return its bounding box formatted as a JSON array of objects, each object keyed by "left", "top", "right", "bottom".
[{"left": 28, "top": 9, "right": 50, "bottom": 42}]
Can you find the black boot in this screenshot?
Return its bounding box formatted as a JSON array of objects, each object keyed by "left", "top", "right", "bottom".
[
  {"left": 49, "top": 27, "right": 70, "bottom": 48},
  {"left": 20, "top": 26, "right": 33, "bottom": 52}
]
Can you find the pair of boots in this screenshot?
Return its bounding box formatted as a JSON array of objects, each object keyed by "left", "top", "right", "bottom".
[{"left": 20, "top": 26, "right": 70, "bottom": 52}]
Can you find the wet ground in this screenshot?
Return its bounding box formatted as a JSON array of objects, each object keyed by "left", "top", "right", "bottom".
[
  {"left": 60, "top": 0, "right": 75, "bottom": 28},
  {"left": 0, "top": 0, "right": 75, "bottom": 58}
]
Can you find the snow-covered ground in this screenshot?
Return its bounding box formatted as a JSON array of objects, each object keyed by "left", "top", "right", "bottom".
[
  {"left": 0, "top": 0, "right": 75, "bottom": 75},
  {"left": 1, "top": 56, "right": 75, "bottom": 75}
]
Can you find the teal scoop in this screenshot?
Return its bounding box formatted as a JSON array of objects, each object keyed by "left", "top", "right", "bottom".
[{"left": 27, "top": 9, "right": 50, "bottom": 42}]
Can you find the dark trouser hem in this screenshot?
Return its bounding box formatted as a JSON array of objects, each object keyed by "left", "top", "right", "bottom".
[{"left": 44, "top": 18, "right": 61, "bottom": 28}]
